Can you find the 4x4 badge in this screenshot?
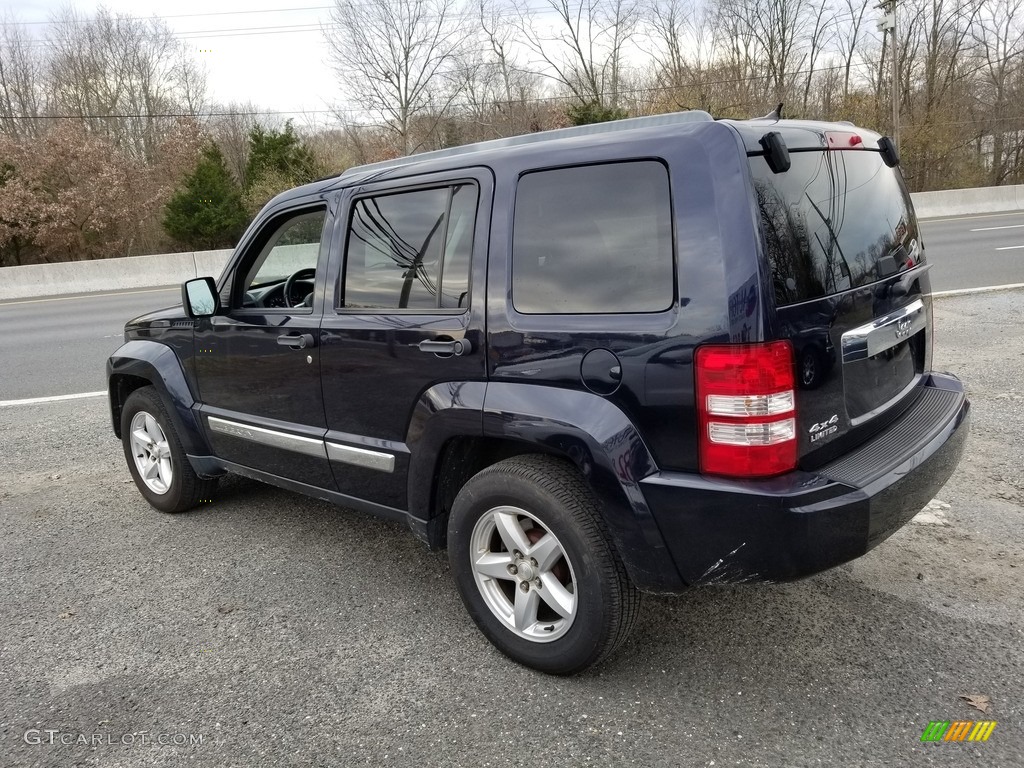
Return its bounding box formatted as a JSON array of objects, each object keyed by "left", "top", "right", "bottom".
[{"left": 810, "top": 414, "right": 839, "bottom": 443}]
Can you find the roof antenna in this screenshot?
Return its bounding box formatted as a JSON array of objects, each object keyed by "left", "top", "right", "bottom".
[{"left": 760, "top": 103, "right": 784, "bottom": 121}]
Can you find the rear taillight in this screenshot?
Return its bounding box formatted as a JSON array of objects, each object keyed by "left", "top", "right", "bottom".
[{"left": 695, "top": 341, "right": 797, "bottom": 478}]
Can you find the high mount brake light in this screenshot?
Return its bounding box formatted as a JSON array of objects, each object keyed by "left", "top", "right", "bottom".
[
  {"left": 825, "top": 131, "right": 864, "bottom": 148},
  {"left": 695, "top": 341, "right": 797, "bottom": 478}
]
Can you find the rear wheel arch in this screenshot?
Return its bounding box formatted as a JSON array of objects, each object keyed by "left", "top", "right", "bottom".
[
  {"left": 425, "top": 436, "right": 565, "bottom": 547},
  {"left": 420, "top": 430, "right": 684, "bottom": 592}
]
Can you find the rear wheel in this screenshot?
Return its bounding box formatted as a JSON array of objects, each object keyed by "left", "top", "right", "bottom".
[
  {"left": 120, "top": 386, "right": 216, "bottom": 513},
  {"left": 448, "top": 454, "right": 640, "bottom": 674}
]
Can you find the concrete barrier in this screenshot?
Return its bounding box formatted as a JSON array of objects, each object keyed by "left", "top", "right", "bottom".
[
  {"left": 2, "top": 182, "right": 1023, "bottom": 300},
  {"left": 911, "top": 184, "right": 1024, "bottom": 219},
  {"left": 192, "top": 249, "right": 233, "bottom": 280},
  {"left": 0, "top": 251, "right": 201, "bottom": 301},
  {"left": 0, "top": 249, "right": 238, "bottom": 301}
]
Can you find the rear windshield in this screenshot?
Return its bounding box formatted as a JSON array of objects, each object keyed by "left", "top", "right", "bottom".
[{"left": 750, "top": 151, "right": 921, "bottom": 306}]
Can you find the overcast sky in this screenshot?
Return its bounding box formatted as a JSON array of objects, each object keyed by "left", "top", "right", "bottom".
[{"left": 8, "top": 1, "right": 344, "bottom": 124}]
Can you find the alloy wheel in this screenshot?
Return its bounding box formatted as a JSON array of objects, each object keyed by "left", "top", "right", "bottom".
[
  {"left": 469, "top": 505, "right": 578, "bottom": 642},
  {"left": 129, "top": 410, "right": 173, "bottom": 495}
]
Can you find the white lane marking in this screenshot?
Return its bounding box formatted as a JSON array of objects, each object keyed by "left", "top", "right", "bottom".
[
  {"left": 0, "top": 391, "right": 106, "bottom": 408},
  {"left": 0, "top": 287, "right": 177, "bottom": 307},
  {"left": 921, "top": 211, "right": 1024, "bottom": 223},
  {"left": 970, "top": 224, "right": 1024, "bottom": 232},
  {"left": 994, "top": 244, "right": 1024, "bottom": 250},
  {"left": 933, "top": 282, "right": 1024, "bottom": 297}
]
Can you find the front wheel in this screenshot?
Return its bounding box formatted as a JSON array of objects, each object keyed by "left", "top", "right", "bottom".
[
  {"left": 448, "top": 455, "right": 640, "bottom": 674},
  {"left": 120, "top": 386, "right": 216, "bottom": 513}
]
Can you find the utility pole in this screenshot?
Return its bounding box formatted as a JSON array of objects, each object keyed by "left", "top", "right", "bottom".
[{"left": 877, "top": 0, "right": 899, "bottom": 152}]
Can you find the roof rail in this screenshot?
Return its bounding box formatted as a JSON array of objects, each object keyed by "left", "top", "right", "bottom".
[{"left": 341, "top": 110, "right": 714, "bottom": 178}]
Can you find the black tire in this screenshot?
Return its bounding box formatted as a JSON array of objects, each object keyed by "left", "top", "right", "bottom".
[
  {"left": 448, "top": 454, "right": 640, "bottom": 674},
  {"left": 120, "top": 386, "right": 216, "bottom": 513}
]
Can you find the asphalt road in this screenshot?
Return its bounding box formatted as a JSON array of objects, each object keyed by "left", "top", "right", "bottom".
[
  {"left": 0, "top": 288, "right": 179, "bottom": 402},
  {"left": 921, "top": 211, "right": 1024, "bottom": 292},
  {"left": 1, "top": 291, "right": 1021, "bottom": 767},
  {"left": 1, "top": 211, "right": 1023, "bottom": 403}
]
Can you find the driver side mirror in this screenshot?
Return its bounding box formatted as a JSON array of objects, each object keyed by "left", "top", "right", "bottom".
[{"left": 182, "top": 277, "right": 220, "bottom": 318}]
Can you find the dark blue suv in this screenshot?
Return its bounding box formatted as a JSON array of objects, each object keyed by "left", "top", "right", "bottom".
[{"left": 108, "top": 112, "right": 969, "bottom": 674}]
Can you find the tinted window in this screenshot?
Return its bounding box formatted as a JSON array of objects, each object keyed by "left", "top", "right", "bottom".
[
  {"left": 343, "top": 184, "right": 477, "bottom": 310},
  {"left": 512, "top": 162, "right": 673, "bottom": 314},
  {"left": 750, "top": 151, "right": 921, "bottom": 307},
  {"left": 441, "top": 185, "right": 476, "bottom": 309}
]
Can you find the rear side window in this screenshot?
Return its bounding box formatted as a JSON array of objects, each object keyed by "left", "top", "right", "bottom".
[
  {"left": 343, "top": 183, "right": 477, "bottom": 310},
  {"left": 512, "top": 161, "right": 674, "bottom": 314},
  {"left": 750, "top": 150, "right": 921, "bottom": 307}
]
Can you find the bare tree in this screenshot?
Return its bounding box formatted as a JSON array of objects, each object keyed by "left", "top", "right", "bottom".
[
  {"left": 711, "top": 0, "right": 770, "bottom": 106},
  {"left": 712, "top": 0, "right": 823, "bottom": 106},
  {"left": 514, "top": 0, "right": 640, "bottom": 110},
  {"left": 894, "top": 0, "right": 985, "bottom": 188},
  {"left": 46, "top": 7, "right": 206, "bottom": 161},
  {"left": 452, "top": 0, "right": 546, "bottom": 140},
  {"left": 645, "top": 0, "right": 693, "bottom": 94},
  {"left": 645, "top": 0, "right": 747, "bottom": 114},
  {"left": 835, "top": 0, "right": 872, "bottom": 101},
  {"left": 207, "top": 102, "right": 270, "bottom": 185},
  {"left": 0, "top": 15, "right": 43, "bottom": 138},
  {"left": 971, "top": 0, "right": 1024, "bottom": 183},
  {"left": 324, "top": 0, "right": 470, "bottom": 155},
  {"left": 799, "top": 0, "right": 836, "bottom": 115}
]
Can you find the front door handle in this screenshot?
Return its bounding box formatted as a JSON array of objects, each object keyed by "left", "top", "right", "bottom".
[
  {"left": 417, "top": 338, "right": 473, "bottom": 356},
  {"left": 277, "top": 333, "right": 315, "bottom": 349}
]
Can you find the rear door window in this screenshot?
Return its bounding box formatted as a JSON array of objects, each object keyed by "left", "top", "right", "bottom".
[
  {"left": 342, "top": 183, "right": 478, "bottom": 311},
  {"left": 750, "top": 150, "right": 921, "bottom": 307},
  {"left": 512, "top": 161, "right": 674, "bottom": 314}
]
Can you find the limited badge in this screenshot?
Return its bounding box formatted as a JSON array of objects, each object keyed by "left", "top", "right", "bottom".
[{"left": 809, "top": 414, "right": 839, "bottom": 443}]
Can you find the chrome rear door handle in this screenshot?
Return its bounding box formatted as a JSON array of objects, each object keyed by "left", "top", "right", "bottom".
[{"left": 417, "top": 338, "right": 473, "bottom": 356}]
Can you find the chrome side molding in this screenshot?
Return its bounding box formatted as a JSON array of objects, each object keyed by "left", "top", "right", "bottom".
[
  {"left": 208, "top": 417, "right": 327, "bottom": 459},
  {"left": 841, "top": 298, "right": 925, "bottom": 363},
  {"left": 207, "top": 415, "right": 395, "bottom": 472},
  {"left": 325, "top": 442, "right": 395, "bottom": 473}
]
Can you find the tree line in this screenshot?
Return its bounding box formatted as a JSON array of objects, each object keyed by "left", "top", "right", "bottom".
[{"left": 1, "top": 0, "right": 1022, "bottom": 266}]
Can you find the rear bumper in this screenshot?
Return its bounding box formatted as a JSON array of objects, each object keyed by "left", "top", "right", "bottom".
[{"left": 640, "top": 373, "right": 969, "bottom": 586}]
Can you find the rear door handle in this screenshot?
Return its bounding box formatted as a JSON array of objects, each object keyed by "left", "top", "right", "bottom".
[
  {"left": 277, "top": 333, "right": 315, "bottom": 349},
  {"left": 417, "top": 338, "right": 473, "bottom": 356}
]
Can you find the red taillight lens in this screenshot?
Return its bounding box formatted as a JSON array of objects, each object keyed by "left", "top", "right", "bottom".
[{"left": 695, "top": 341, "right": 797, "bottom": 478}]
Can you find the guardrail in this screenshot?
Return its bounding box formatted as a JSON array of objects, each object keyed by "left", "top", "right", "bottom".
[{"left": 1, "top": 184, "right": 1022, "bottom": 301}]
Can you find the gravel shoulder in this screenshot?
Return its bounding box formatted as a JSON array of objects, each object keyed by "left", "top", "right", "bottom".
[{"left": 0, "top": 292, "right": 1021, "bottom": 768}]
